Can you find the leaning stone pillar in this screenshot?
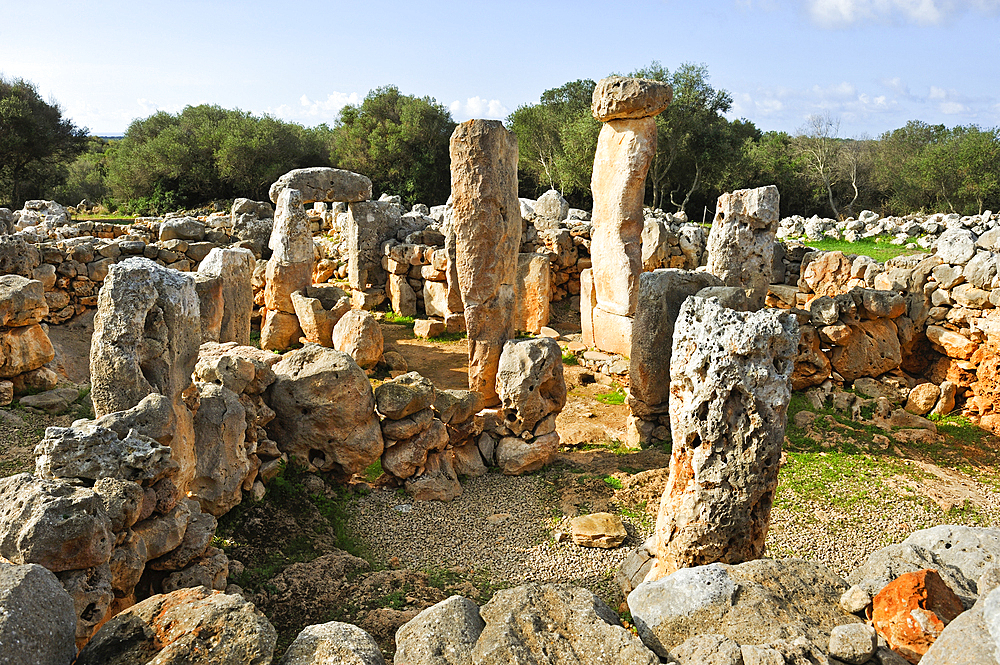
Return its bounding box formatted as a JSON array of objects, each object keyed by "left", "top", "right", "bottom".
[
  {"left": 584, "top": 77, "right": 671, "bottom": 356},
  {"left": 198, "top": 247, "right": 255, "bottom": 346},
  {"left": 449, "top": 119, "right": 520, "bottom": 406},
  {"left": 648, "top": 296, "right": 798, "bottom": 580},
  {"left": 705, "top": 185, "right": 781, "bottom": 310}
]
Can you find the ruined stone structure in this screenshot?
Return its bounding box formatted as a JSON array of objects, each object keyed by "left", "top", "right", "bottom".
[
  {"left": 449, "top": 119, "right": 521, "bottom": 405},
  {"left": 582, "top": 76, "right": 671, "bottom": 356},
  {"left": 649, "top": 296, "right": 799, "bottom": 579},
  {"left": 706, "top": 185, "right": 781, "bottom": 310}
]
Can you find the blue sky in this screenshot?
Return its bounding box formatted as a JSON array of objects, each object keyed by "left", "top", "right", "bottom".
[{"left": 1, "top": 0, "right": 998, "bottom": 138}]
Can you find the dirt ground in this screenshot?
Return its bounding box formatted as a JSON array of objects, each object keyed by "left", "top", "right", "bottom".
[{"left": 3, "top": 306, "right": 1000, "bottom": 661}]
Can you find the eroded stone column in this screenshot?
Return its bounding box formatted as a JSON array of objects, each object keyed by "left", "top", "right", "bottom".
[
  {"left": 198, "top": 247, "right": 255, "bottom": 346},
  {"left": 449, "top": 119, "right": 520, "bottom": 405},
  {"left": 90, "top": 258, "right": 200, "bottom": 489},
  {"left": 261, "top": 188, "right": 311, "bottom": 350},
  {"left": 705, "top": 185, "right": 781, "bottom": 310},
  {"left": 648, "top": 296, "right": 798, "bottom": 579},
  {"left": 584, "top": 77, "right": 671, "bottom": 356}
]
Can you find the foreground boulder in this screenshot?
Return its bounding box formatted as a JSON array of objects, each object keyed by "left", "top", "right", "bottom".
[
  {"left": 75, "top": 586, "right": 275, "bottom": 665},
  {"left": 0, "top": 560, "right": 77, "bottom": 665},
  {"left": 628, "top": 559, "right": 861, "bottom": 658},
  {"left": 280, "top": 621, "right": 386, "bottom": 665},
  {"left": 474, "top": 583, "right": 658, "bottom": 664},
  {"left": 267, "top": 344, "right": 383, "bottom": 476},
  {"left": 872, "top": 569, "right": 965, "bottom": 663},
  {"left": 921, "top": 585, "right": 1000, "bottom": 665},
  {"left": 395, "top": 595, "right": 485, "bottom": 665}
]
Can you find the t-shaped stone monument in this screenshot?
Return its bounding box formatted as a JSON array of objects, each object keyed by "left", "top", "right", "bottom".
[{"left": 581, "top": 77, "right": 672, "bottom": 356}]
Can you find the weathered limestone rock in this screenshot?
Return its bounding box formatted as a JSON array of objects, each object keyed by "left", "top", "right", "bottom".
[
  {"left": 387, "top": 272, "right": 417, "bottom": 318},
  {"left": 587, "top": 117, "right": 656, "bottom": 345},
  {"left": 650, "top": 297, "right": 798, "bottom": 579},
  {"left": 34, "top": 423, "right": 175, "bottom": 483},
  {"left": 382, "top": 418, "right": 448, "bottom": 479},
  {"left": 75, "top": 586, "right": 276, "bottom": 665},
  {"left": 265, "top": 187, "right": 313, "bottom": 311},
  {"left": 159, "top": 217, "right": 205, "bottom": 242},
  {"left": 90, "top": 258, "right": 199, "bottom": 489},
  {"left": 591, "top": 76, "right": 673, "bottom": 122},
  {"left": 829, "top": 319, "right": 902, "bottom": 381},
  {"left": 450, "top": 119, "right": 521, "bottom": 405},
  {"left": 0, "top": 473, "right": 113, "bottom": 572},
  {"left": 198, "top": 247, "right": 255, "bottom": 346},
  {"left": 264, "top": 260, "right": 313, "bottom": 314},
  {"left": 495, "top": 432, "right": 559, "bottom": 475},
  {"left": 473, "top": 583, "right": 658, "bottom": 665},
  {"left": 395, "top": 595, "right": 484, "bottom": 665},
  {"left": 800, "top": 251, "right": 853, "bottom": 297},
  {"left": 921, "top": 586, "right": 1000, "bottom": 665},
  {"left": 570, "top": 512, "right": 628, "bottom": 548},
  {"left": 496, "top": 337, "right": 566, "bottom": 435},
  {"left": 267, "top": 345, "right": 383, "bottom": 476},
  {"left": 0, "top": 560, "right": 77, "bottom": 665},
  {"left": 261, "top": 309, "right": 303, "bottom": 351},
  {"left": 792, "top": 326, "right": 832, "bottom": 390},
  {"left": 404, "top": 449, "right": 462, "bottom": 501},
  {"left": 347, "top": 200, "right": 397, "bottom": 290},
  {"left": 290, "top": 291, "right": 336, "bottom": 347},
  {"left": 872, "top": 569, "right": 964, "bottom": 663},
  {"left": 193, "top": 274, "right": 223, "bottom": 343},
  {"left": 0, "top": 323, "right": 54, "bottom": 378},
  {"left": 188, "top": 382, "right": 249, "bottom": 516},
  {"left": 828, "top": 623, "right": 878, "bottom": 665},
  {"left": 268, "top": 166, "right": 372, "bottom": 205},
  {"left": 533, "top": 189, "right": 570, "bottom": 221},
  {"left": 705, "top": 186, "right": 781, "bottom": 309},
  {"left": 0, "top": 274, "right": 48, "bottom": 327},
  {"left": 629, "top": 270, "right": 723, "bottom": 416},
  {"left": 133, "top": 500, "right": 192, "bottom": 561},
  {"left": 280, "top": 621, "right": 385, "bottom": 665},
  {"left": 94, "top": 477, "right": 145, "bottom": 533},
  {"left": 57, "top": 563, "right": 114, "bottom": 647},
  {"left": 629, "top": 559, "right": 859, "bottom": 658},
  {"left": 149, "top": 500, "right": 217, "bottom": 571},
  {"left": 514, "top": 253, "right": 551, "bottom": 334},
  {"left": 375, "top": 371, "right": 436, "bottom": 420}
]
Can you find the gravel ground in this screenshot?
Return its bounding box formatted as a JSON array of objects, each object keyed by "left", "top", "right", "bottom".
[{"left": 351, "top": 472, "right": 653, "bottom": 603}]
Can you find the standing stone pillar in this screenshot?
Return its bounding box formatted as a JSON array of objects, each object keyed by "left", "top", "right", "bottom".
[
  {"left": 198, "top": 247, "right": 255, "bottom": 346},
  {"left": 705, "top": 185, "right": 781, "bottom": 310},
  {"left": 450, "top": 120, "right": 520, "bottom": 406},
  {"left": 648, "top": 296, "right": 798, "bottom": 580},
  {"left": 90, "top": 257, "right": 201, "bottom": 489},
  {"left": 261, "top": 188, "right": 312, "bottom": 350},
  {"left": 584, "top": 77, "right": 672, "bottom": 356}
]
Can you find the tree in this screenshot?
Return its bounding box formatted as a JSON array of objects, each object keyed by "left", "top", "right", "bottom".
[
  {"left": 0, "top": 76, "right": 87, "bottom": 208},
  {"left": 506, "top": 79, "right": 600, "bottom": 206},
  {"left": 331, "top": 86, "right": 456, "bottom": 206},
  {"left": 796, "top": 113, "right": 843, "bottom": 218}
]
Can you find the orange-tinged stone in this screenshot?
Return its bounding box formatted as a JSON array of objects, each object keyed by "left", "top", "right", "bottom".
[{"left": 871, "top": 569, "right": 964, "bottom": 664}]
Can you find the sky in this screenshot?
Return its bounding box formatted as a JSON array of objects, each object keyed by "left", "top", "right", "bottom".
[{"left": 1, "top": 0, "right": 998, "bottom": 138}]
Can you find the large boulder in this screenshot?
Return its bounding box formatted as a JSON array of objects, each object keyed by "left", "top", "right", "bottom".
[
  {"left": 629, "top": 559, "right": 861, "bottom": 658},
  {"left": 188, "top": 382, "right": 249, "bottom": 516},
  {"left": 375, "top": 371, "right": 435, "bottom": 420},
  {"left": 280, "top": 621, "right": 385, "bottom": 665},
  {"left": 75, "top": 586, "right": 276, "bottom": 665},
  {"left": 829, "top": 319, "right": 902, "bottom": 381},
  {"left": 450, "top": 119, "right": 521, "bottom": 405},
  {"left": 267, "top": 345, "right": 383, "bottom": 476},
  {"left": 650, "top": 297, "right": 798, "bottom": 578},
  {"left": 0, "top": 560, "right": 77, "bottom": 665},
  {"left": 473, "top": 583, "right": 658, "bottom": 664},
  {"left": 921, "top": 586, "right": 1000, "bottom": 665},
  {"left": 332, "top": 310, "right": 384, "bottom": 369},
  {"left": 0, "top": 274, "right": 48, "bottom": 327},
  {"left": 0, "top": 473, "right": 113, "bottom": 572},
  {"left": 268, "top": 166, "right": 372, "bottom": 205},
  {"left": 34, "top": 423, "right": 175, "bottom": 483},
  {"left": 533, "top": 189, "right": 570, "bottom": 221},
  {"left": 395, "top": 595, "right": 484, "bottom": 665},
  {"left": 495, "top": 337, "right": 566, "bottom": 435},
  {"left": 591, "top": 76, "right": 672, "bottom": 121},
  {"left": 0, "top": 323, "right": 55, "bottom": 378}
]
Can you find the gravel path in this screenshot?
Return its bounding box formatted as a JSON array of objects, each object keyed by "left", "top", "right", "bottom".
[{"left": 350, "top": 473, "right": 652, "bottom": 602}]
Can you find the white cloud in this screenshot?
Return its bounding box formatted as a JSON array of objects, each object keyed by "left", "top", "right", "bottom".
[
  {"left": 940, "top": 101, "right": 968, "bottom": 113},
  {"left": 266, "top": 92, "right": 361, "bottom": 125},
  {"left": 806, "top": 0, "right": 1000, "bottom": 27},
  {"left": 449, "top": 96, "right": 509, "bottom": 120}
]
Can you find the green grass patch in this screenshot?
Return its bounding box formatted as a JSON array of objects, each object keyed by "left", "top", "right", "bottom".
[
  {"left": 595, "top": 384, "right": 626, "bottom": 405},
  {"left": 562, "top": 351, "right": 579, "bottom": 366},
  {"left": 363, "top": 459, "right": 383, "bottom": 484},
  {"left": 802, "top": 237, "right": 916, "bottom": 263},
  {"left": 383, "top": 311, "right": 415, "bottom": 327},
  {"left": 602, "top": 475, "right": 623, "bottom": 490},
  {"left": 429, "top": 331, "right": 467, "bottom": 343}
]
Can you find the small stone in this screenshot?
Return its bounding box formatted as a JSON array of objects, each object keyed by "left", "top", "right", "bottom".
[
  {"left": 570, "top": 512, "right": 628, "bottom": 548},
  {"left": 829, "top": 623, "right": 877, "bottom": 665},
  {"left": 413, "top": 319, "right": 446, "bottom": 339}
]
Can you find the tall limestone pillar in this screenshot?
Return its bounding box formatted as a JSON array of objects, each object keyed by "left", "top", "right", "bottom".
[
  {"left": 705, "top": 185, "right": 781, "bottom": 310},
  {"left": 449, "top": 120, "right": 521, "bottom": 406},
  {"left": 584, "top": 77, "right": 672, "bottom": 356},
  {"left": 648, "top": 296, "right": 799, "bottom": 580}
]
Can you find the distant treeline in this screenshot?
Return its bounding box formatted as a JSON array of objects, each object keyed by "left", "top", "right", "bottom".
[{"left": 3, "top": 68, "right": 999, "bottom": 219}]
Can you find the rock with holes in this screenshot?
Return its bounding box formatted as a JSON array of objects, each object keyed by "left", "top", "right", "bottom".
[
  {"left": 267, "top": 345, "right": 383, "bottom": 477},
  {"left": 649, "top": 296, "right": 798, "bottom": 579},
  {"left": 473, "top": 583, "right": 658, "bottom": 665},
  {"left": 705, "top": 186, "right": 781, "bottom": 310},
  {"left": 268, "top": 166, "right": 372, "bottom": 206},
  {"left": 75, "top": 586, "right": 275, "bottom": 665},
  {"left": 90, "top": 258, "right": 200, "bottom": 491},
  {"left": 903, "top": 525, "right": 1000, "bottom": 597},
  {"left": 450, "top": 119, "right": 521, "bottom": 406},
  {"left": 0, "top": 560, "right": 77, "bottom": 665},
  {"left": 0, "top": 473, "right": 114, "bottom": 572},
  {"left": 872, "top": 569, "right": 965, "bottom": 663},
  {"left": 495, "top": 337, "right": 566, "bottom": 436},
  {"left": 34, "top": 422, "right": 175, "bottom": 484}
]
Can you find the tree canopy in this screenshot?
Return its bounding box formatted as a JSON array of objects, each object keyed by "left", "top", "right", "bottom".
[{"left": 0, "top": 76, "right": 87, "bottom": 208}]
